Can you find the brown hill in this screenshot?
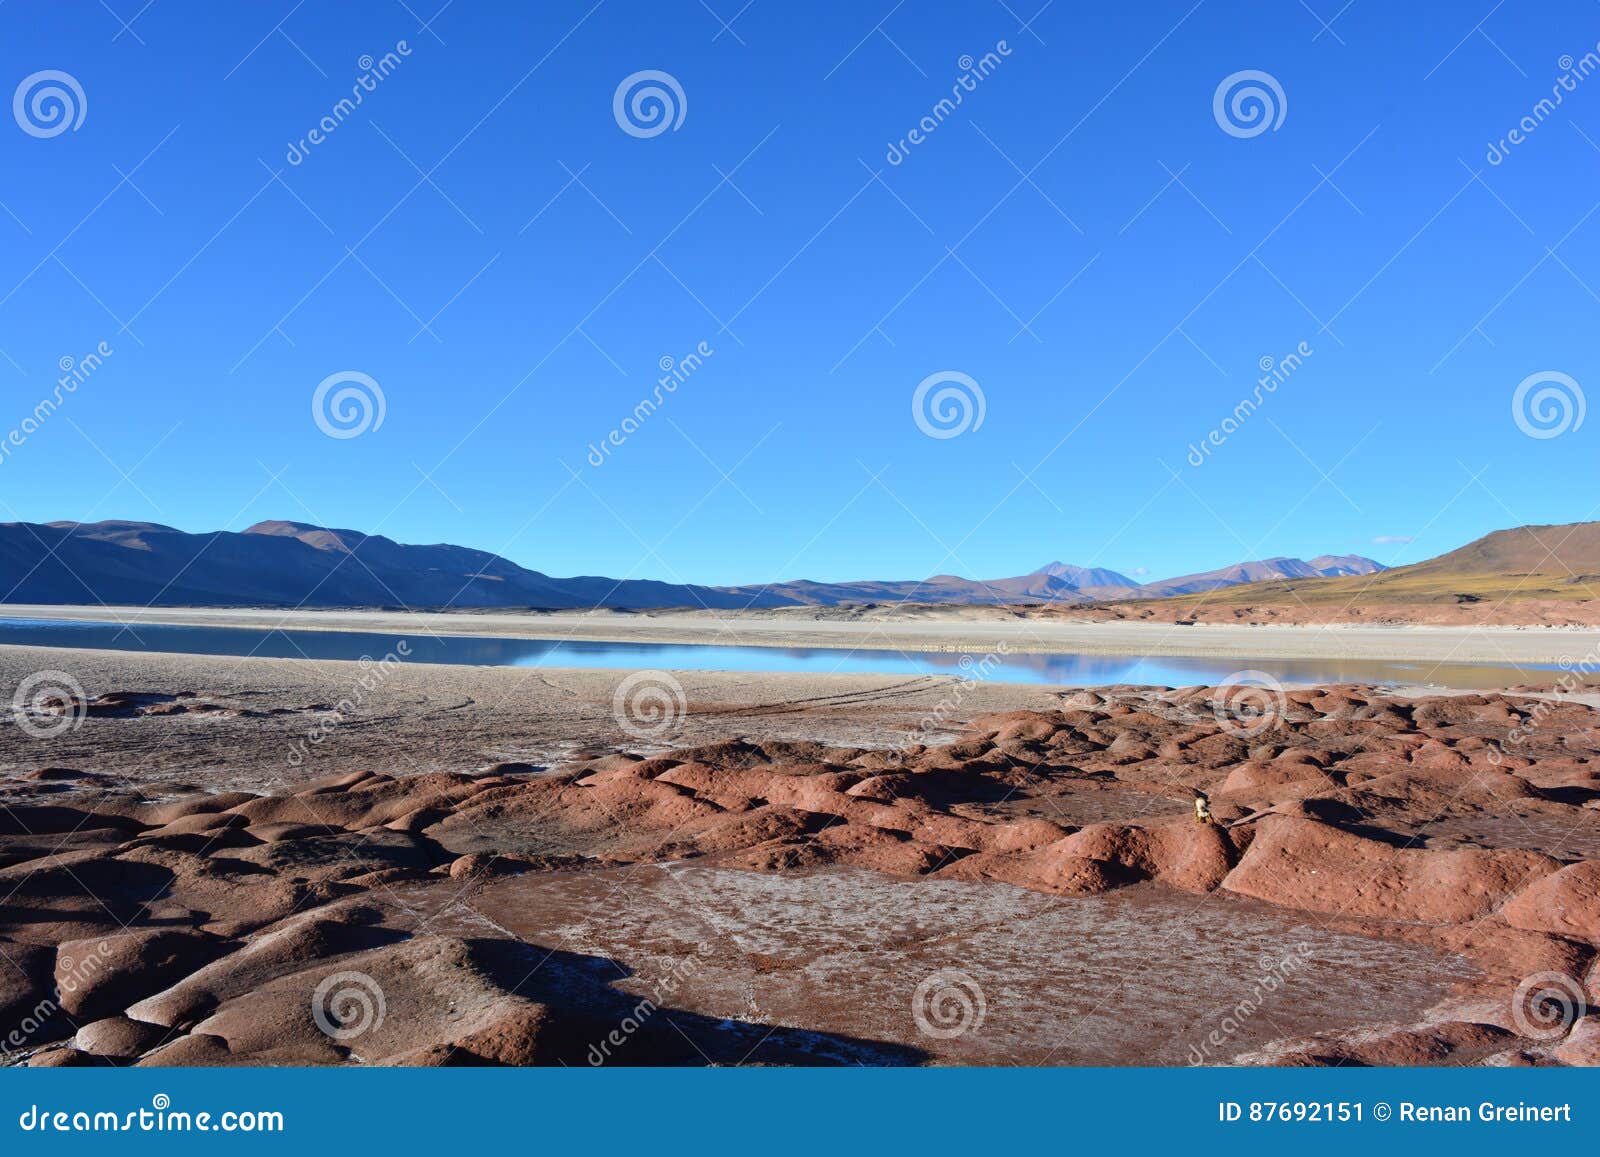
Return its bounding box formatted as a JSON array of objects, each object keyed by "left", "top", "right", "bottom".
[
  {"left": 1113, "top": 522, "right": 1600, "bottom": 617},
  {"left": 1399, "top": 521, "right": 1600, "bottom": 580}
]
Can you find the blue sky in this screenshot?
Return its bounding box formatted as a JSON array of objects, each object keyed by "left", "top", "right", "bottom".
[{"left": 3, "top": 1, "right": 1599, "bottom": 587}]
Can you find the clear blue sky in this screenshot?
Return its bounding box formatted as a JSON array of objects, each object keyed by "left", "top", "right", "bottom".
[{"left": 3, "top": 1, "right": 1598, "bottom": 587}]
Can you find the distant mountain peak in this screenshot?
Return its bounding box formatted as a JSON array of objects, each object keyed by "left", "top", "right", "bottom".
[
  {"left": 244, "top": 519, "right": 326, "bottom": 536},
  {"left": 41, "top": 519, "right": 179, "bottom": 534},
  {"left": 1030, "top": 561, "right": 1138, "bottom": 589},
  {"left": 1307, "top": 554, "right": 1386, "bottom": 576},
  {"left": 244, "top": 520, "right": 371, "bottom": 553},
  {"left": 1128, "top": 554, "right": 1388, "bottom": 598}
]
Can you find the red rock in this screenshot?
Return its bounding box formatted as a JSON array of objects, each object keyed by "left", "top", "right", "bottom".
[
  {"left": 1500, "top": 861, "right": 1600, "bottom": 944},
  {"left": 135, "top": 1032, "right": 234, "bottom": 1066},
  {"left": 55, "top": 929, "right": 227, "bottom": 1021},
  {"left": 0, "top": 940, "right": 55, "bottom": 1039},
  {"left": 1553, "top": 1016, "right": 1600, "bottom": 1064},
  {"left": 124, "top": 904, "right": 390, "bottom": 1028},
  {"left": 448, "top": 853, "right": 512, "bottom": 880},
  {"left": 74, "top": 1015, "right": 171, "bottom": 1058},
  {"left": 1223, "top": 816, "right": 1559, "bottom": 923},
  {"left": 431, "top": 1002, "right": 561, "bottom": 1065},
  {"left": 5, "top": 680, "right": 1599, "bottom": 1068},
  {"left": 26, "top": 1046, "right": 95, "bottom": 1067}
]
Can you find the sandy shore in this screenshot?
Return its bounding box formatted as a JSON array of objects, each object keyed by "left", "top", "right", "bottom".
[
  {"left": 5, "top": 603, "right": 1600, "bottom": 665},
  {"left": 0, "top": 644, "right": 1067, "bottom": 790}
]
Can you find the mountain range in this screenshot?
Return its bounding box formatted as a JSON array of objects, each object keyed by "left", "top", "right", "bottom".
[
  {"left": 716, "top": 555, "right": 1384, "bottom": 606},
  {"left": 1166, "top": 521, "right": 1600, "bottom": 610},
  {"left": 0, "top": 518, "right": 1387, "bottom": 611},
  {"left": 0, "top": 520, "right": 788, "bottom": 611}
]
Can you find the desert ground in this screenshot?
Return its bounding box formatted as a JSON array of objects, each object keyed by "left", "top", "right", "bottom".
[{"left": 1, "top": 630, "right": 1598, "bottom": 1067}]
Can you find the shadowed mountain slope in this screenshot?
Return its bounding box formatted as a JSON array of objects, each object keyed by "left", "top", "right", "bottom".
[
  {"left": 0, "top": 521, "right": 790, "bottom": 610},
  {"left": 0, "top": 518, "right": 1391, "bottom": 610}
]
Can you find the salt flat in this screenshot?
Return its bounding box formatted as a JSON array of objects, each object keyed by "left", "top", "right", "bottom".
[{"left": 4, "top": 603, "right": 1599, "bottom": 666}]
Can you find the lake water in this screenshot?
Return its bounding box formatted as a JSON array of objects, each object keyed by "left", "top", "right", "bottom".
[{"left": 0, "top": 617, "right": 1560, "bottom": 688}]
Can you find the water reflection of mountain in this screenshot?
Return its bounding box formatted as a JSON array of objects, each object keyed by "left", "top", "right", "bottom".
[{"left": 0, "top": 619, "right": 1562, "bottom": 690}]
